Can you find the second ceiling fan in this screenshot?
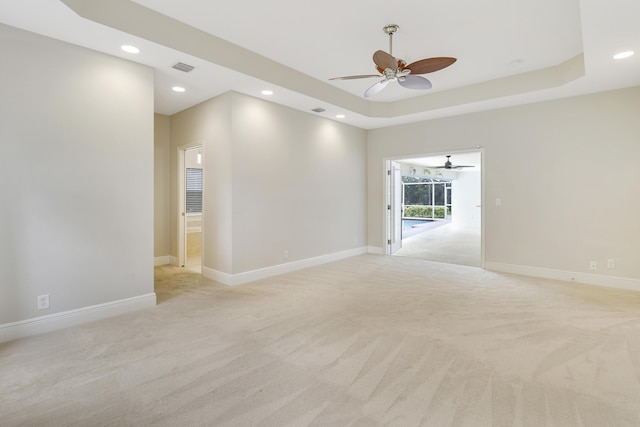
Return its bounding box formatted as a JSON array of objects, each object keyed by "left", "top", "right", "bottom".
[
  {"left": 330, "top": 25, "right": 457, "bottom": 98},
  {"left": 425, "top": 155, "right": 475, "bottom": 170}
]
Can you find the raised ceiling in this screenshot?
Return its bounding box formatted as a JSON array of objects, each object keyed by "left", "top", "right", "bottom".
[{"left": 1, "top": 0, "right": 638, "bottom": 129}]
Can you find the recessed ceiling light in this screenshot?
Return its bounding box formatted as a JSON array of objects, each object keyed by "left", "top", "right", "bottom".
[
  {"left": 261, "top": 90, "right": 274, "bottom": 95},
  {"left": 336, "top": 114, "right": 346, "bottom": 119},
  {"left": 613, "top": 51, "right": 634, "bottom": 60},
  {"left": 121, "top": 45, "right": 140, "bottom": 54},
  {"left": 172, "top": 86, "right": 186, "bottom": 93}
]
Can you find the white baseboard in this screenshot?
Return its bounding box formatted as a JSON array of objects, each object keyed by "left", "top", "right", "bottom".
[
  {"left": 485, "top": 262, "right": 640, "bottom": 292},
  {"left": 201, "top": 267, "right": 234, "bottom": 285},
  {"left": 154, "top": 256, "right": 179, "bottom": 266},
  {"left": 202, "top": 247, "right": 369, "bottom": 286},
  {"left": 368, "top": 246, "right": 385, "bottom": 255},
  {"left": 0, "top": 293, "right": 157, "bottom": 344},
  {"left": 154, "top": 256, "right": 170, "bottom": 266}
]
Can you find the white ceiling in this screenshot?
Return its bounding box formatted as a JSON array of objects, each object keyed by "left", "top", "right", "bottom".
[{"left": 1, "top": 0, "right": 638, "bottom": 129}]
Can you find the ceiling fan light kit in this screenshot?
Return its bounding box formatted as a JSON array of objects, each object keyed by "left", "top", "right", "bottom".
[{"left": 330, "top": 24, "right": 457, "bottom": 98}]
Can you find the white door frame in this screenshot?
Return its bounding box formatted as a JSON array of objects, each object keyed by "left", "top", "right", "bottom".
[
  {"left": 177, "top": 142, "right": 203, "bottom": 268},
  {"left": 386, "top": 160, "right": 403, "bottom": 254},
  {"left": 383, "top": 148, "right": 485, "bottom": 267}
]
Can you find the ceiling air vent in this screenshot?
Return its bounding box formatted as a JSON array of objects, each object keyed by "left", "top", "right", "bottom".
[
  {"left": 172, "top": 62, "right": 195, "bottom": 73},
  {"left": 311, "top": 107, "right": 326, "bottom": 113}
]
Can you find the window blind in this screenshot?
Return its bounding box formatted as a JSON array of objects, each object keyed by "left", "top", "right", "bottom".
[{"left": 186, "top": 168, "right": 202, "bottom": 213}]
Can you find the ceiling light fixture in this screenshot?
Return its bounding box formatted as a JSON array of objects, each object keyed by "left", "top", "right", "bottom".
[
  {"left": 261, "top": 90, "right": 273, "bottom": 95},
  {"left": 172, "top": 86, "right": 186, "bottom": 93},
  {"left": 613, "top": 51, "right": 634, "bottom": 59},
  {"left": 120, "top": 45, "right": 140, "bottom": 54},
  {"left": 336, "top": 114, "right": 346, "bottom": 119},
  {"left": 329, "top": 24, "right": 456, "bottom": 98}
]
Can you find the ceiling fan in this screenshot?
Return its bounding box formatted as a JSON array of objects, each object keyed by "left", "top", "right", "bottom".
[
  {"left": 330, "top": 24, "right": 457, "bottom": 98},
  {"left": 425, "top": 155, "right": 475, "bottom": 170}
]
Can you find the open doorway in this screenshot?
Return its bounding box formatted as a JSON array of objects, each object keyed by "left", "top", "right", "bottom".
[
  {"left": 178, "top": 145, "right": 203, "bottom": 273},
  {"left": 386, "top": 150, "right": 483, "bottom": 268}
]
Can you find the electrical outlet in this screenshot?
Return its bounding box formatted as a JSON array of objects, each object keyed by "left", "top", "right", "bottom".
[
  {"left": 589, "top": 261, "right": 597, "bottom": 271},
  {"left": 284, "top": 250, "right": 289, "bottom": 260},
  {"left": 607, "top": 259, "right": 615, "bottom": 269},
  {"left": 37, "top": 294, "right": 50, "bottom": 310}
]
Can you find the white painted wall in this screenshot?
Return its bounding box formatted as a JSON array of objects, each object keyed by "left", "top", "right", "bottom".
[
  {"left": 170, "top": 93, "right": 233, "bottom": 273},
  {"left": 452, "top": 170, "right": 481, "bottom": 228},
  {"left": 154, "top": 113, "right": 171, "bottom": 259},
  {"left": 368, "top": 86, "right": 640, "bottom": 280},
  {"left": 0, "top": 24, "right": 155, "bottom": 325},
  {"left": 169, "top": 92, "right": 367, "bottom": 276},
  {"left": 229, "top": 93, "right": 367, "bottom": 273}
]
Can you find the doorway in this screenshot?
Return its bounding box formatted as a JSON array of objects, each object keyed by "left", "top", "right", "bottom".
[
  {"left": 178, "top": 145, "right": 203, "bottom": 273},
  {"left": 385, "top": 150, "right": 483, "bottom": 268}
]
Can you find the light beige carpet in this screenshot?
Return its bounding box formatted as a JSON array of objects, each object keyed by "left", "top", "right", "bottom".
[
  {"left": 394, "top": 223, "right": 482, "bottom": 268},
  {"left": 2, "top": 254, "right": 640, "bottom": 426}
]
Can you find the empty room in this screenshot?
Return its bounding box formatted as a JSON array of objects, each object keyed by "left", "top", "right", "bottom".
[{"left": 2, "top": 0, "right": 640, "bottom": 425}]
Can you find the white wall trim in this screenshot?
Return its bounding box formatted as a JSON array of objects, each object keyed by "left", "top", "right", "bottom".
[
  {"left": 154, "top": 256, "right": 179, "bottom": 266},
  {"left": 154, "top": 256, "right": 171, "bottom": 266},
  {"left": 0, "top": 293, "right": 157, "bottom": 344},
  {"left": 486, "top": 262, "right": 640, "bottom": 292},
  {"left": 201, "top": 266, "right": 234, "bottom": 285},
  {"left": 202, "top": 247, "right": 369, "bottom": 286},
  {"left": 368, "top": 246, "right": 385, "bottom": 255}
]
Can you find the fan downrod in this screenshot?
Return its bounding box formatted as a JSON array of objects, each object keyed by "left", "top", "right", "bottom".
[{"left": 383, "top": 25, "right": 399, "bottom": 55}]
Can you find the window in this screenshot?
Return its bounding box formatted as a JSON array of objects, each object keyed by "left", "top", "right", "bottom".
[
  {"left": 402, "top": 176, "right": 451, "bottom": 219},
  {"left": 185, "top": 168, "right": 202, "bottom": 213}
]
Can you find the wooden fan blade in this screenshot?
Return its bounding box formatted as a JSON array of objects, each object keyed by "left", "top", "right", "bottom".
[
  {"left": 329, "top": 74, "right": 381, "bottom": 80},
  {"left": 406, "top": 57, "right": 457, "bottom": 74},
  {"left": 373, "top": 50, "right": 397, "bottom": 71},
  {"left": 364, "top": 80, "right": 389, "bottom": 98},
  {"left": 398, "top": 74, "right": 432, "bottom": 90}
]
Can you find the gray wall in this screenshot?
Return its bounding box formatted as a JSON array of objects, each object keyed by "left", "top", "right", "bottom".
[
  {"left": 154, "top": 113, "right": 171, "bottom": 259},
  {"left": 0, "top": 24, "right": 155, "bottom": 324},
  {"left": 5, "top": 20, "right": 634, "bottom": 327},
  {"left": 368, "top": 86, "right": 640, "bottom": 279},
  {"left": 168, "top": 92, "right": 367, "bottom": 275},
  {"left": 170, "top": 93, "right": 234, "bottom": 273}
]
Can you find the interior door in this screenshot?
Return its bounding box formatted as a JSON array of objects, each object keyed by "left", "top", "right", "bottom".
[
  {"left": 390, "top": 161, "right": 402, "bottom": 253},
  {"left": 178, "top": 145, "right": 203, "bottom": 270}
]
